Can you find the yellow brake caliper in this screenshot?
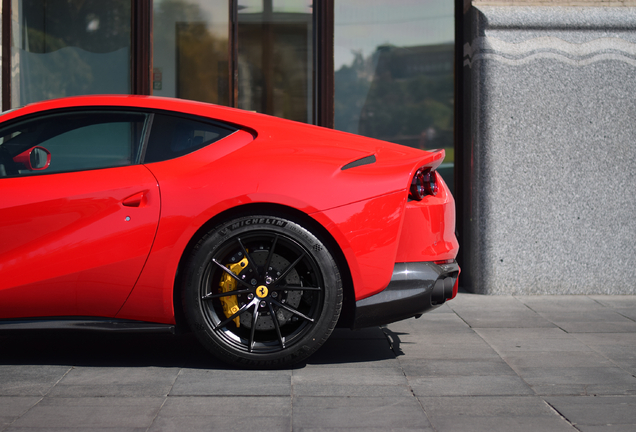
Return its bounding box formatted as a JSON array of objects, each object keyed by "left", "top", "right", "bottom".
[{"left": 219, "top": 257, "right": 248, "bottom": 327}]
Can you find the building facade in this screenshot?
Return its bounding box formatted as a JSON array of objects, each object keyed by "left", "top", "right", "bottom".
[{"left": 1, "top": 0, "right": 634, "bottom": 294}]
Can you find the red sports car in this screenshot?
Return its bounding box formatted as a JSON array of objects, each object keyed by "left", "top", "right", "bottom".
[{"left": 0, "top": 95, "right": 459, "bottom": 367}]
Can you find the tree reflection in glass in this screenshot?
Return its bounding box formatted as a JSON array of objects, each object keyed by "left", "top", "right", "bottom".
[
  {"left": 12, "top": 0, "right": 131, "bottom": 107},
  {"left": 153, "top": 0, "right": 229, "bottom": 105},
  {"left": 237, "top": 0, "right": 313, "bottom": 123},
  {"left": 334, "top": 0, "right": 455, "bottom": 191}
]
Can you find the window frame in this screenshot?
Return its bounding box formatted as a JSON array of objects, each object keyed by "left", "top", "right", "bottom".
[
  {"left": 0, "top": 109, "right": 152, "bottom": 177},
  {"left": 140, "top": 109, "right": 239, "bottom": 164},
  {"left": 0, "top": 106, "right": 241, "bottom": 178}
]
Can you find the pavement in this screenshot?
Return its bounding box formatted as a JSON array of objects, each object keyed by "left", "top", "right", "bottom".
[{"left": 1, "top": 293, "right": 636, "bottom": 432}]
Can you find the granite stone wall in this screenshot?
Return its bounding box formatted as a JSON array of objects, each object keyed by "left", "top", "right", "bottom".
[{"left": 461, "top": 6, "right": 636, "bottom": 294}]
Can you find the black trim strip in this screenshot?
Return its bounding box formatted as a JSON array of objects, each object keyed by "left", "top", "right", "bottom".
[
  {"left": 0, "top": 318, "right": 175, "bottom": 333},
  {"left": 1, "top": 0, "right": 10, "bottom": 111},
  {"left": 138, "top": 112, "right": 154, "bottom": 164}
]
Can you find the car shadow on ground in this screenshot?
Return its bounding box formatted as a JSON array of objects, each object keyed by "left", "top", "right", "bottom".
[{"left": 0, "top": 326, "right": 402, "bottom": 369}]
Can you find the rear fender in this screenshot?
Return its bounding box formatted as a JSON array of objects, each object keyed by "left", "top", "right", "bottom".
[{"left": 311, "top": 190, "right": 407, "bottom": 301}]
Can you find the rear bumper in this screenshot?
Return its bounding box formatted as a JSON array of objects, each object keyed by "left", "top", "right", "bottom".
[{"left": 351, "top": 261, "right": 460, "bottom": 329}]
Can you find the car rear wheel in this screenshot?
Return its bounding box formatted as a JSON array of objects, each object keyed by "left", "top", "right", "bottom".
[{"left": 182, "top": 214, "right": 343, "bottom": 368}]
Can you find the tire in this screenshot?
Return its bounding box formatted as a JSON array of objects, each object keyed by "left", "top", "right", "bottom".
[{"left": 182, "top": 214, "right": 343, "bottom": 368}]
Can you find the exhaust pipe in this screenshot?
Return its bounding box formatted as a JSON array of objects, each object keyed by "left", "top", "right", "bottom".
[{"left": 431, "top": 276, "right": 455, "bottom": 305}]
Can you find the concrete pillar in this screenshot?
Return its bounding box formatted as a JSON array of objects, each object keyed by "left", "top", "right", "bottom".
[{"left": 460, "top": 5, "right": 636, "bottom": 294}]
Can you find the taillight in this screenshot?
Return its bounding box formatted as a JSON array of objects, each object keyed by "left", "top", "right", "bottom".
[{"left": 409, "top": 168, "right": 438, "bottom": 200}]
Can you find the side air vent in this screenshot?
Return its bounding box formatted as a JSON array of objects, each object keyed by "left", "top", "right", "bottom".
[{"left": 341, "top": 155, "right": 376, "bottom": 170}]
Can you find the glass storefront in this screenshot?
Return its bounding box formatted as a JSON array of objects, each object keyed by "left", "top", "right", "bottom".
[
  {"left": 152, "top": 0, "right": 229, "bottom": 105},
  {"left": 151, "top": 0, "right": 313, "bottom": 123},
  {"left": 334, "top": 0, "right": 455, "bottom": 190},
  {"left": 237, "top": 0, "right": 313, "bottom": 123},
  {"left": 2, "top": 1, "right": 456, "bottom": 190},
  {"left": 11, "top": 0, "right": 131, "bottom": 108}
]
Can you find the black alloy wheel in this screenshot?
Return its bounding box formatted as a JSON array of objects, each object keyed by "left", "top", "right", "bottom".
[{"left": 182, "top": 215, "right": 343, "bottom": 368}]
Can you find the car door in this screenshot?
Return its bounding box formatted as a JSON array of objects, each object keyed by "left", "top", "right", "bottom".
[{"left": 0, "top": 110, "right": 160, "bottom": 318}]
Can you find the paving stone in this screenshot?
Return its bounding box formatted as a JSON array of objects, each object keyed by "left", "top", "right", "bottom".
[
  {"left": 292, "top": 367, "right": 411, "bottom": 396},
  {"left": 448, "top": 296, "right": 557, "bottom": 329},
  {"left": 588, "top": 296, "right": 636, "bottom": 311},
  {"left": 425, "top": 416, "right": 577, "bottom": 432},
  {"left": 583, "top": 345, "right": 636, "bottom": 365},
  {"left": 292, "top": 366, "right": 406, "bottom": 384},
  {"left": 532, "top": 384, "right": 636, "bottom": 397},
  {"left": 399, "top": 358, "right": 517, "bottom": 377},
  {"left": 396, "top": 342, "right": 503, "bottom": 360},
  {"left": 148, "top": 415, "right": 291, "bottom": 431},
  {"left": 170, "top": 368, "right": 291, "bottom": 396},
  {"left": 156, "top": 395, "right": 290, "bottom": 416},
  {"left": 572, "top": 333, "right": 636, "bottom": 346},
  {"left": 2, "top": 294, "right": 635, "bottom": 430},
  {"left": 0, "top": 397, "right": 42, "bottom": 431},
  {"left": 514, "top": 367, "right": 636, "bottom": 396},
  {"left": 392, "top": 329, "right": 490, "bottom": 344},
  {"left": 9, "top": 397, "right": 164, "bottom": 429},
  {"left": 5, "top": 428, "right": 147, "bottom": 432},
  {"left": 148, "top": 396, "right": 291, "bottom": 432},
  {"left": 422, "top": 394, "right": 578, "bottom": 430},
  {"left": 293, "top": 384, "right": 414, "bottom": 397},
  {"left": 447, "top": 311, "right": 557, "bottom": 329},
  {"left": 568, "top": 336, "right": 636, "bottom": 375},
  {"left": 420, "top": 395, "right": 562, "bottom": 417},
  {"left": 385, "top": 324, "right": 499, "bottom": 360},
  {"left": 545, "top": 396, "right": 636, "bottom": 427},
  {"left": 518, "top": 296, "right": 605, "bottom": 312},
  {"left": 428, "top": 303, "right": 456, "bottom": 313},
  {"left": 500, "top": 351, "right": 615, "bottom": 369},
  {"left": 292, "top": 396, "right": 433, "bottom": 430},
  {"left": 589, "top": 296, "right": 636, "bottom": 322},
  {"left": 578, "top": 426, "right": 636, "bottom": 432},
  {"left": 47, "top": 366, "right": 180, "bottom": 397},
  {"left": 475, "top": 328, "right": 593, "bottom": 353},
  {"left": 449, "top": 293, "right": 523, "bottom": 309},
  {"left": 0, "top": 366, "right": 71, "bottom": 396},
  {"left": 615, "top": 310, "right": 636, "bottom": 321},
  {"left": 301, "top": 336, "right": 398, "bottom": 368},
  {"left": 384, "top": 313, "right": 475, "bottom": 335},
  {"left": 409, "top": 375, "right": 534, "bottom": 397},
  {"left": 535, "top": 312, "right": 636, "bottom": 333}
]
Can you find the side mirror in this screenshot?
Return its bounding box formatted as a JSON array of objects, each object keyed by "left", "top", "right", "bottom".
[{"left": 13, "top": 146, "right": 51, "bottom": 171}]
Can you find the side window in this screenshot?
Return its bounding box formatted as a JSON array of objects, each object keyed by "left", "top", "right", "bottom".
[
  {"left": 143, "top": 114, "right": 236, "bottom": 163},
  {"left": 0, "top": 111, "right": 148, "bottom": 177}
]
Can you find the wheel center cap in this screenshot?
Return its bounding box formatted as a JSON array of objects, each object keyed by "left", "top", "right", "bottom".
[{"left": 256, "top": 285, "right": 269, "bottom": 298}]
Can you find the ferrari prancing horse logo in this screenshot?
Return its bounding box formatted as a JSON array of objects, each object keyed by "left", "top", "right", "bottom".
[{"left": 256, "top": 285, "right": 269, "bottom": 298}]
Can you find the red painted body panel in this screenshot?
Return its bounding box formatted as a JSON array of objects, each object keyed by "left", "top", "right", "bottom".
[
  {"left": 395, "top": 173, "right": 459, "bottom": 263},
  {"left": 0, "top": 165, "right": 159, "bottom": 318},
  {"left": 0, "top": 95, "right": 459, "bottom": 325},
  {"left": 313, "top": 192, "right": 406, "bottom": 301}
]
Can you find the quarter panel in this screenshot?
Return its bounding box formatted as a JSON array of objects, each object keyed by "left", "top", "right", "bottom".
[{"left": 313, "top": 191, "right": 407, "bottom": 301}]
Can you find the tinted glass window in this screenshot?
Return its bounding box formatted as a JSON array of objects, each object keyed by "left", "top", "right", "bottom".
[
  {"left": 143, "top": 114, "right": 235, "bottom": 163},
  {"left": 0, "top": 111, "right": 148, "bottom": 177}
]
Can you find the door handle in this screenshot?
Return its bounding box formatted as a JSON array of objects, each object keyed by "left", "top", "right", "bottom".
[{"left": 122, "top": 191, "right": 148, "bottom": 208}]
